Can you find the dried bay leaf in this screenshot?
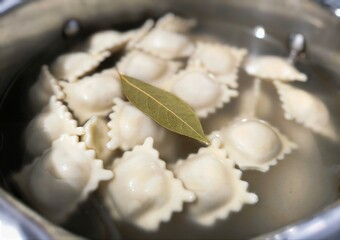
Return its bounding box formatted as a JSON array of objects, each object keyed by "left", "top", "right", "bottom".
[{"left": 119, "top": 74, "right": 210, "bottom": 145}]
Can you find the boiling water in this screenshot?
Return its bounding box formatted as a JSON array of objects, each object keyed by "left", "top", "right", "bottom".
[{"left": 0, "top": 17, "right": 339, "bottom": 240}]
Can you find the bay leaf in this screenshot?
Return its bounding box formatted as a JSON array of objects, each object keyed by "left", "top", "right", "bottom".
[{"left": 119, "top": 74, "right": 210, "bottom": 145}]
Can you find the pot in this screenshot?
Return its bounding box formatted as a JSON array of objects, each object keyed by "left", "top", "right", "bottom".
[{"left": 0, "top": 0, "right": 339, "bottom": 239}]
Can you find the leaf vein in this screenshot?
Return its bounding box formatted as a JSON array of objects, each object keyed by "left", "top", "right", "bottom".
[{"left": 123, "top": 77, "right": 203, "bottom": 137}]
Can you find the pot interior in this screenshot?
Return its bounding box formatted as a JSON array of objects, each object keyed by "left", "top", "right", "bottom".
[{"left": 0, "top": 0, "right": 339, "bottom": 239}]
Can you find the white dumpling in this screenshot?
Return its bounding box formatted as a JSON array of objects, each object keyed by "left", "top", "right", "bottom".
[
  {"left": 210, "top": 118, "right": 297, "bottom": 172},
  {"left": 189, "top": 42, "right": 247, "bottom": 88},
  {"left": 155, "top": 13, "right": 196, "bottom": 33},
  {"left": 126, "top": 19, "right": 155, "bottom": 49},
  {"left": 173, "top": 138, "right": 258, "bottom": 226},
  {"left": 103, "top": 137, "right": 195, "bottom": 230},
  {"left": 29, "top": 65, "right": 65, "bottom": 112},
  {"left": 107, "top": 98, "right": 166, "bottom": 151},
  {"left": 275, "top": 82, "right": 337, "bottom": 140},
  {"left": 117, "top": 50, "right": 182, "bottom": 90},
  {"left": 83, "top": 30, "right": 131, "bottom": 55},
  {"left": 25, "top": 96, "right": 84, "bottom": 157},
  {"left": 135, "top": 28, "right": 194, "bottom": 59},
  {"left": 50, "top": 51, "right": 110, "bottom": 82},
  {"left": 61, "top": 68, "right": 123, "bottom": 124},
  {"left": 170, "top": 66, "right": 238, "bottom": 118},
  {"left": 82, "top": 116, "right": 114, "bottom": 165},
  {"left": 14, "top": 134, "right": 113, "bottom": 223},
  {"left": 244, "top": 55, "right": 307, "bottom": 82}
]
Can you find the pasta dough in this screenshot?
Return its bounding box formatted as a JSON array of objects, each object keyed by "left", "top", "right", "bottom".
[
  {"left": 61, "top": 68, "right": 123, "bottom": 124},
  {"left": 25, "top": 96, "right": 84, "bottom": 157},
  {"left": 173, "top": 138, "right": 258, "bottom": 226},
  {"left": 103, "top": 137, "right": 195, "bottom": 230},
  {"left": 50, "top": 51, "right": 109, "bottom": 82},
  {"left": 210, "top": 118, "right": 297, "bottom": 172},
  {"left": 14, "top": 134, "right": 113, "bottom": 223},
  {"left": 170, "top": 66, "right": 238, "bottom": 118},
  {"left": 189, "top": 42, "right": 246, "bottom": 88},
  {"left": 244, "top": 55, "right": 307, "bottom": 82}
]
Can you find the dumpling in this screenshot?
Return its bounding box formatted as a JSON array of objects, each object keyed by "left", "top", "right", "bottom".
[
  {"left": 29, "top": 65, "right": 65, "bottom": 112},
  {"left": 188, "top": 42, "right": 247, "bottom": 88},
  {"left": 275, "top": 82, "right": 337, "bottom": 141},
  {"left": 117, "top": 50, "right": 182, "bottom": 90},
  {"left": 61, "top": 68, "right": 123, "bottom": 124},
  {"left": 210, "top": 118, "right": 297, "bottom": 172},
  {"left": 14, "top": 134, "right": 113, "bottom": 223},
  {"left": 244, "top": 55, "right": 307, "bottom": 82},
  {"left": 50, "top": 51, "right": 110, "bottom": 82},
  {"left": 155, "top": 13, "right": 196, "bottom": 33},
  {"left": 170, "top": 66, "right": 238, "bottom": 118},
  {"left": 25, "top": 96, "right": 84, "bottom": 157},
  {"left": 173, "top": 138, "right": 258, "bottom": 226},
  {"left": 83, "top": 30, "right": 131, "bottom": 55},
  {"left": 126, "top": 19, "right": 155, "bottom": 49},
  {"left": 107, "top": 98, "right": 166, "bottom": 151},
  {"left": 82, "top": 116, "right": 114, "bottom": 165},
  {"left": 135, "top": 28, "right": 195, "bottom": 59},
  {"left": 102, "top": 137, "right": 195, "bottom": 230},
  {"left": 83, "top": 19, "right": 155, "bottom": 54}
]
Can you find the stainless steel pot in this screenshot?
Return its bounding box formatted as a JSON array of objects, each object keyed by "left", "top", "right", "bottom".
[{"left": 0, "top": 0, "right": 339, "bottom": 239}]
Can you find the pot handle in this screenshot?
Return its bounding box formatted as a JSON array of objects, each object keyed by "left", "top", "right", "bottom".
[{"left": 314, "top": 0, "right": 340, "bottom": 17}]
